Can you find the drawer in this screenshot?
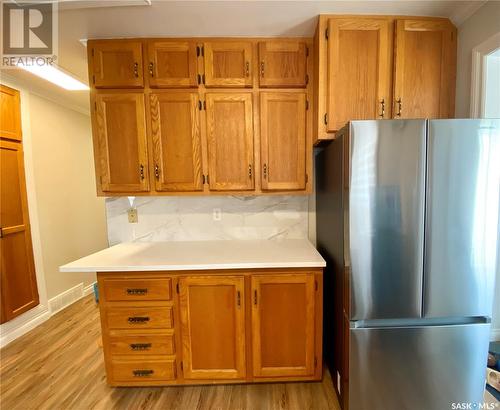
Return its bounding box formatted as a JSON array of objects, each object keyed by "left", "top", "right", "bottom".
[
  {"left": 109, "top": 332, "right": 175, "bottom": 355},
  {"left": 102, "top": 278, "right": 172, "bottom": 301},
  {"left": 110, "top": 358, "right": 176, "bottom": 382},
  {"left": 106, "top": 306, "right": 173, "bottom": 329}
]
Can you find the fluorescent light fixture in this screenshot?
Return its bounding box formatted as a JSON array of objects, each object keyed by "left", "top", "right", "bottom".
[{"left": 19, "top": 64, "right": 89, "bottom": 91}]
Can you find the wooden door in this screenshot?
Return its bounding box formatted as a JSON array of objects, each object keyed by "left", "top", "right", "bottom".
[
  {"left": 393, "top": 19, "right": 456, "bottom": 119},
  {"left": 149, "top": 92, "right": 203, "bottom": 192},
  {"left": 205, "top": 93, "right": 254, "bottom": 191},
  {"left": 258, "top": 41, "right": 308, "bottom": 88},
  {"left": 90, "top": 41, "right": 144, "bottom": 88},
  {"left": 146, "top": 41, "right": 198, "bottom": 88},
  {"left": 179, "top": 276, "right": 246, "bottom": 380},
  {"left": 260, "top": 92, "right": 306, "bottom": 191},
  {"left": 1, "top": 140, "right": 39, "bottom": 323},
  {"left": 251, "top": 274, "right": 316, "bottom": 377},
  {"left": 204, "top": 42, "right": 253, "bottom": 87},
  {"left": 1, "top": 85, "right": 22, "bottom": 141},
  {"left": 327, "top": 17, "right": 393, "bottom": 132},
  {"left": 94, "top": 92, "right": 149, "bottom": 193}
]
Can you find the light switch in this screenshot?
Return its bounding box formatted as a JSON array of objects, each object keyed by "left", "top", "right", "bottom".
[
  {"left": 213, "top": 208, "right": 222, "bottom": 221},
  {"left": 127, "top": 208, "right": 138, "bottom": 223}
]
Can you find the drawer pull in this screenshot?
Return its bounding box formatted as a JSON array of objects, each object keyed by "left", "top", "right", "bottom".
[
  {"left": 128, "top": 316, "right": 150, "bottom": 324},
  {"left": 130, "top": 343, "right": 152, "bottom": 351},
  {"left": 132, "top": 369, "right": 154, "bottom": 377},
  {"left": 126, "top": 288, "right": 148, "bottom": 295}
]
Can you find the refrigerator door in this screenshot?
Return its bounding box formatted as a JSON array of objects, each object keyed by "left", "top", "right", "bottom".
[
  {"left": 349, "top": 322, "right": 491, "bottom": 410},
  {"left": 349, "top": 120, "right": 426, "bottom": 320},
  {"left": 424, "top": 119, "right": 500, "bottom": 318}
]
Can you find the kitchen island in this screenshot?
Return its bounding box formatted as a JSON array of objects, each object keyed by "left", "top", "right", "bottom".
[{"left": 60, "top": 240, "right": 325, "bottom": 386}]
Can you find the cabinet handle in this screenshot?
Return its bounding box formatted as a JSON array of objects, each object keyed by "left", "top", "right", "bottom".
[
  {"left": 130, "top": 343, "right": 152, "bottom": 351},
  {"left": 260, "top": 61, "right": 265, "bottom": 77},
  {"left": 263, "top": 163, "right": 267, "bottom": 179},
  {"left": 128, "top": 316, "right": 150, "bottom": 324},
  {"left": 154, "top": 164, "right": 160, "bottom": 180},
  {"left": 378, "top": 99, "right": 385, "bottom": 118},
  {"left": 126, "top": 288, "right": 148, "bottom": 295},
  {"left": 245, "top": 61, "right": 250, "bottom": 77},
  {"left": 133, "top": 62, "right": 139, "bottom": 78},
  {"left": 237, "top": 290, "right": 241, "bottom": 307},
  {"left": 148, "top": 62, "right": 154, "bottom": 77},
  {"left": 139, "top": 164, "right": 145, "bottom": 180},
  {"left": 395, "top": 98, "right": 402, "bottom": 117},
  {"left": 133, "top": 369, "right": 154, "bottom": 377},
  {"left": 254, "top": 290, "right": 258, "bottom": 305},
  {"left": 248, "top": 164, "right": 252, "bottom": 179}
]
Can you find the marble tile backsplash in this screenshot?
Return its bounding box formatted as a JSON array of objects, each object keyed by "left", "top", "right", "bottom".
[{"left": 105, "top": 196, "right": 309, "bottom": 245}]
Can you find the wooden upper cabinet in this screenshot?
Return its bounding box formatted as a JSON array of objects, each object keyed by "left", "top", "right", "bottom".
[
  {"left": 90, "top": 41, "right": 144, "bottom": 88},
  {"left": 326, "top": 17, "right": 393, "bottom": 132},
  {"left": 260, "top": 92, "right": 306, "bottom": 191},
  {"left": 146, "top": 40, "right": 198, "bottom": 88},
  {"left": 251, "top": 274, "right": 316, "bottom": 377},
  {"left": 259, "top": 41, "right": 308, "bottom": 88},
  {"left": 149, "top": 92, "right": 203, "bottom": 192},
  {"left": 94, "top": 92, "right": 149, "bottom": 193},
  {"left": 1, "top": 140, "right": 39, "bottom": 323},
  {"left": 205, "top": 93, "right": 255, "bottom": 191},
  {"left": 203, "top": 42, "right": 253, "bottom": 87},
  {"left": 179, "top": 276, "right": 246, "bottom": 380},
  {"left": 393, "top": 19, "right": 457, "bottom": 119},
  {"left": 1, "top": 85, "right": 22, "bottom": 141}
]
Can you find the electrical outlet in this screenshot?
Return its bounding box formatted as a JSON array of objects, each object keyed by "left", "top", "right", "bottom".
[
  {"left": 213, "top": 208, "right": 222, "bottom": 221},
  {"left": 127, "top": 208, "right": 138, "bottom": 223}
]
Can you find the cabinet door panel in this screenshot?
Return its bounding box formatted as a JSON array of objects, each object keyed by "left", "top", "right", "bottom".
[
  {"left": 1, "top": 140, "right": 39, "bottom": 323},
  {"left": 327, "top": 18, "right": 393, "bottom": 132},
  {"left": 260, "top": 92, "right": 306, "bottom": 191},
  {"left": 204, "top": 42, "right": 253, "bottom": 87},
  {"left": 95, "top": 93, "right": 149, "bottom": 192},
  {"left": 1, "top": 85, "right": 22, "bottom": 141},
  {"left": 251, "top": 274, "right": 315, "bottom": 377},
  {"left": 206, "top": 93, "right": 254, "bottom": 191},
  {"left": 150, "top": 92, "right": 202, "bottom": 192},
  {"left": 179, "top": 276, "right": 246, "bottom": 380},
  {"left": 146, "top": 41, "right": 198, "bottom": 88},
  {"left": 91, "top": 41, "right": 144, "bottom": 88},
  {"left": 259, "top": 41, "right": 307, "bottom": 88},
  {"left": 393, "top": 19, "right": 456, "bottom": 119}
]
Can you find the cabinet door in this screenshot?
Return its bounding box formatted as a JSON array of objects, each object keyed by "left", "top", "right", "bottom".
[
  {"left": 179, "top": 276, "right": 246, "bottom": 380},
  {"left": 251, "top": 274, "right": 316, "bottom": 377},
  {"left": 0, "top": 85, "right": 22, "bottom": 141},
  {"left": 94, "top": 93, "right": 149, "bottom": 193},
  {"left": 1, "top": 140, "right": 39, "bottom": 323},
  {"left": 259, "top": 41, "right": 307, "bottom": 88},
  {"left": 146, "top": 40, "right": 198, "bottom": 88},
  {"left": 327, "top": 18, "right": 393, "bottom": 132},
  {"left": 260, "top": 92, "right": 306, "bottom": 191},
  {"left": 205, "top": 93, "right": 255, "bottom": 191},
  {"left": 204, "top": 42, "right": 253, "bottom": 87},
  {"left": 393, "top": 19, "right": 456, "bottom": 119},
  {"left": 149, "top": 92, "right": 203, "bottom": 192},
  {"left": 90, "top": 41, "right": 144, "bottom": 88}
]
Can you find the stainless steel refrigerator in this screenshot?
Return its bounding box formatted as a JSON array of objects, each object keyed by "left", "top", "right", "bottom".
[{"left": 316, "top": 119, "right": 500, "bottom": 410}]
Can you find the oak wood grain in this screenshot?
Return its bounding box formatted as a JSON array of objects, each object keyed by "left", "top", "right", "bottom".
[{"left": 0, "top": 85, "right": 22, "bottom": 141}]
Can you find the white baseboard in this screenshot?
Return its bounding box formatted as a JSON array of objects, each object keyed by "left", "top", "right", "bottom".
[
  {"left": 491, "top": 328, "right": 500, "bottom": 342},
  {"left": 0, "top": 281, "right": 96, "bottom": 348}
]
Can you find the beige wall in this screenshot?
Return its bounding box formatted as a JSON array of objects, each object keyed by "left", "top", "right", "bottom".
[
  {"left": 28, "top": 93, "right": 108, "bottom": 298},
  {"left": 455, "top": 0, "right": 500, "bottom": 117}
]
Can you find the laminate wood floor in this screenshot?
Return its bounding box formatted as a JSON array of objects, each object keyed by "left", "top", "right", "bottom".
[{"left": 0, "top": 295, "right": 341, "bottom": 410}]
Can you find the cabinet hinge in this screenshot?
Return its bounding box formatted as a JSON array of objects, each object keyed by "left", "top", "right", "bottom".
[
  {"left": 91, "top": 48, "right": 94, "bottom": 57},
  {"left": 197, "top": 74, "right": 201, "bottom": 85},
  {"left": 202, "top": 74, "right": 205, "bottom": 85},
  {"left": 305, "top": 74, "right": 309, "bottom": 85},
  {"left": 92, "top": 75, "right": 95, "bottom": 85},
  {"left": 180, "top": 361, "right": 183, "bottom": 371},
  {"left": 325, "top": 28, "right": 329, "bottom": 40},
  {"left": 94, "top": 101, "right": 97, "bottom": 111},
  {"left": 314, "top": 356, "right": 318, "bottom": 368},
  {"left": 196, "top": 46, "right": 200, "bottom": 57},
  {"left": 206, "top": 174, "right": 210, "bottom": 184},
  {"left": 315, "top": 279, "right": 318, "bottom": 291},
  {"left": 176, "top": 283, "right": 180, "bottom": 294},
  {"left": 201, "top": 46, "right": 204, "bottom": 57},
  {"left": 202, "top": 174, "right": 206, "bottom": 184},
  {"left": 306, "top": 100, "right": 309, "bottom": 110},
  {"left": 198, "top": 100, "right": 202, "bottom": 110},
  {"left": 324, "top": 113, "right": 328, "bottom": 125},
  {"left": 306, "top": 46, "right": 309, "bottom": 57},
  {"left": 203, "top": 100, "right": 206, "bottom": 110}
]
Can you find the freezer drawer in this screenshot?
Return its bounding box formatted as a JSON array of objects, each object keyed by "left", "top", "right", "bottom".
[
  {"left": 424, "top": 119, "right": 500, "bottom": 318},
  {"left": 349, "top": 120, "right": 426, "bottom": 320},
  {"left": 349, "top": 322, "right": 490, "bottom": 410}
]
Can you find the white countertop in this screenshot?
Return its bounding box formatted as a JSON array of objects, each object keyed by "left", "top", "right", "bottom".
[{"left": 59, "top": 239, "right": 326, "bottom": 272}]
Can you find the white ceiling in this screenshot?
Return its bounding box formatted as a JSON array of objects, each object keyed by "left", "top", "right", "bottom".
[{"left": 2, "top": 0, "right": 486, "bottom": 114}]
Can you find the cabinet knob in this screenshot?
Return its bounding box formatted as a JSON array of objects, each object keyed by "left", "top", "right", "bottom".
[
  {"left": 133, "top": 62, "right": 139, "bottom": 78},
  {"left": 148, "top": 62, "right": 154, "bottom": 77},
  {"left": 245, "top": 61, "right": 250, "bottom": 77},
  {"left": 395, "top": 98, "right": 402, "bottom": 117},
  {"left": 378, "top": 99, "right": 385, "bottom": 118}
]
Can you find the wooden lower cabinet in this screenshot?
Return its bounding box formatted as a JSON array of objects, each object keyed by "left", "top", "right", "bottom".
[{"left": 97, "top": 268, "right": 323, "bottom": 386}]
